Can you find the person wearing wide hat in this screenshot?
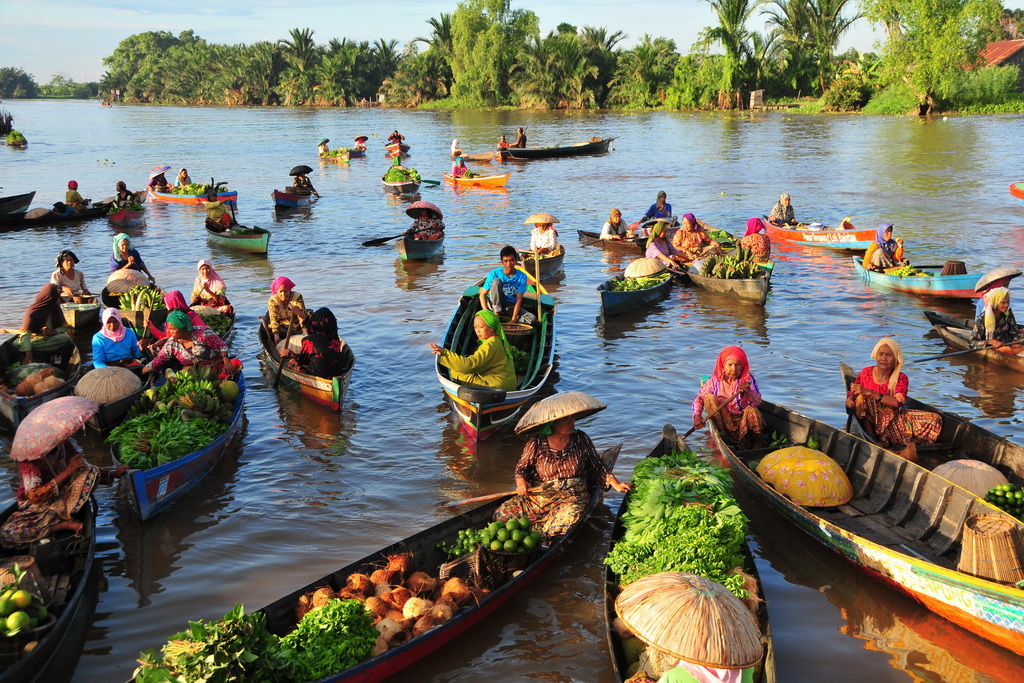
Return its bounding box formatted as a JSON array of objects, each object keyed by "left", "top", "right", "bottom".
[
  {"left": 526, "top": 211, "right": 559, "bottom": 256},
  {"left": 0, "top": 397, "right": 126, "bottom": 547},
  {"left": 615, "top": 572, "right": 764, "bottom": 683},
  {"left": 493, "top": 392, "right": 631, "bottom": 539},
  {"left": 354, "top": 135, "right": 368, "bottom": 152},
  {"left": 480, "top": 246, "right": 537, "bottom": 326},
  {"left": 404, "top": 201, "right": 445, "bottom": 241},
  {"left": 317, "top": 138, "right": 330, "bottom": 157},
  {"left": 973, "top": 265, "right": 1022, "bottom": 317},
  {"left": 289, "top": 165, "right": 319, "bottom": 197},
  {"left": 50, "top": 249, "right": 91, "bottom": 303},
  {"left": 147, "top": 164, "right": 172, "bottom": 193}
]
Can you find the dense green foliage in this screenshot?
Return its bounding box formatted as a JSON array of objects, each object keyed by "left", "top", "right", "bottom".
[
  {"left": 278, "top": 599, "right": 377, "bottom": 681},
  {"left": 609, "top": 273, "right": 671, "bottom": 292}
]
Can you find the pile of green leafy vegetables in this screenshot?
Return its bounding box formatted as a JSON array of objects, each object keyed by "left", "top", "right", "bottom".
[
  {"left": 384, "top": 167, "right": 420, "bottom": 183},
  {"left": 278, "top": 599, "right": 377, "bottom": 681},
  {"left": 609, "top": 272, "right": 671, "bottom": 292},
  {"left": 199, "top": 312, "right": 233, "bottom": 337},
  {"left": 604, "top": 449, "right": 750, "bottom": 597}
]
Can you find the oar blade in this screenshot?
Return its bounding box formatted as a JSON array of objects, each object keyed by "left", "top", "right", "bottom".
[{"left": 362, "top": 233, "right": 404, "bottom": 247}]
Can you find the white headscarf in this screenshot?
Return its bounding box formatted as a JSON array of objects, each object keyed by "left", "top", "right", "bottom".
[
  {"left": 451, "top": 139, "right": 460, "bottom": 154},
  {"left": 870, "top": 337, "right": 903, "bottom": 395}
]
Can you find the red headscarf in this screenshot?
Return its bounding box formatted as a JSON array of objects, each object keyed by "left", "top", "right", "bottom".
[
  {"left": 164, "top": 290, "right": 190, "bottom": 311},
  {"left": 68, "top": 180, "right": 78, "bottom": 190},
  {"left": 744, "top": 218, "right": 765, "bottom": 237},
  {"left": 712, "top": 345, "right": 751, "bottom": 382},
  {"left": 272, "top": 276, "right": 296, "bottom": 294}
]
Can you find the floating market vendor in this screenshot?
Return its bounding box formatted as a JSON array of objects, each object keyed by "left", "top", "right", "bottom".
[
  {"left": 282, "top": 307, "right": 347, "bottom": 378},
  {"left": 493, "top": 392, "right": 630, "bottom": 539},
  {"left": 65, "top": 180, "right": 89, "bottom": 209},
  {"left": 318, "top": 138, "right": 330, "bottom": 157},
  {"left": 110, "top": 233, "right": 157, "bottom": 283},
  {"left": 388, "top": 130, "right": 405, "bottom": 145},
  {"left": 353, "top": 135, "right": 368, "bottom": 152},
  {"left": 267, "top": 276, "right": 309, "bottom": 341},
  {"left": 513, "top": 127, "right": 527, "bottom": 148},
  {"left": 863, "top": 223, "right": 905, "bottom": 272},
  {"left": 142, "top": 310, "right": 232, "bottom": 377},
  {"left": 292, "top": 170, "right": 319, "bottom": 197},
  {"left": 450, "top": 138, "right": 462, "bottom": 157},
  {"left": 767, "top": 192, "right": 796, "bottom": 225},
  {"left": 403, "top": 201, "right": 445, "bottom": 241},
  {"left": 846, "top": 338, "right": 941, "bottom": 462},
  {"left": 739, "top": 217, "right": 771, "bottom": 259},
  {"left": 693, "top": 346, "right": 764, "bottom": 450},
  {"left": 970, "top": 287, "right": 1024, "bottom": 354},
  {"left": 480, "top": 246, "right": 537, "bottom": 325},
  {"left": 671, "top": 213, "right": 721, "bottom": 261},
  {"left": 645, "top": 222, "right": 687, "bottom": 269},
  {"left": 16, "top": 283, "right": 75, "bottom": 364},
  {"left": 175, "top": 168, "right": 191, "bottom": 187},
  {"left": 112, "top": 181, "right": 136, "bottom": 208},
  {"left": 92, "top": 308, "right": 144, "bottom": 368},
  {"left": 148, "top": 170, "right": 172, "bottom": 193},
  {"left": 600, "top": 208, "right": 631, "bottom": 241},
  {"left": 146, "top": 290, "right": 208, "bottom": 350},
  {"left": 429, "top": 310, "right": 516, "bottom": 391},
  {"left": 191, "top": 259, "right": 234, "bottom": 315},
  {"left": 527, "top": 211, "right": 559, "bottom": 255},
  {"left": 451, "top": 157, "right": 473, "bottom": 179},
  {"left": 50, "top": 249, "right": 91, "bottom": 303},
  {"left": 497, "top": 135, "right": 510, "bottom": 150},
  {"left": 203, "top": 189, "right": 235, "bottom": 232},
  {"left": 973, "top": 266, "right": 1022, "bottom": 317},
  {"left": 640, "top": 191, "right": 672, "bottom": 225}
]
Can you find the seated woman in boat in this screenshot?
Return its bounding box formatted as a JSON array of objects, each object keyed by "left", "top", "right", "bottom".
[
  {"left": 404, "top": 202, "right": 445, "bottom": 241},
  {"left": 147, "top": 172, "right": 171, "bottom": 193},
  {"left": 92, "top": 309, "right": 144, "bottom": 368},
  {"left": 599, "top": 208, "right": 631, "bottom": 241},
  {"left": 970, "top": 287, "right": 1024, "bottom": 354},
  {"left": 318, "top": 138, "right": 330, "bottom": 157},
  {"left": 528, "top": 212, "right": 560, "bottom": 255},
  {"left": 112, "top": 181, "right": 136, "bottom": 208},
  {"left": 282, "top": 308, "right": 347, "bottom": 378},
  {"left": 640, "top": 191, "right": 672, "bottom": 224},
  {"left": 292, "top": 172, "right": 319, "bottom": 197},
  {"left": 16, "top": 283, "right": 75, "bottom": 364},
  {"left": 429, "top": 310, "right": 517, "bottom": 391},
  {"left": 203, "top": 190, "right": 234, "bottom": 232},
  {"left": 973, "top": 266, "right": 1022, "bottom": 317},
  {"left": 493, "top": 392, "right": 630, "bottom": 539},
  {"left": 50, "top": 249, "right": 91, "bottom": 303},
  {"left": 0, "top": 432, "right": 125, "bottom": 548},
  {"left": 65, "top": 180, "right": 89, "bottom": 209},
  {"left": 863, "top": 223, "right": 905, "bottom": 272},
  {"left": 388, "top": 130, "right": 405, "bottom": 145},
  {"left": 739, "top": 217, "right": 771, "bottom": 259},
  {"left": 497, "top": 135, "right": 510, "bottom": 150},
  {"left": 846, "top": 338, "right": 941, "bottom": 462},
  {"left": 692, "top": 346, "right": 764, "bottom": 450},
  {"left": 175, "top": 168, "right": 191, "bottom": 187},
  {"left": 142, "top": 310, "right": 234, "bottom": 378},
  {"left": 767, "top": 192, "right": 796, "bottom": 225},
  {"left": 50, "top": 202, "right": 77, "bottom": 218},
  {"left": 191, "top": 259, "right": 234, "bottom": 315},
  {"left": 146, "top": 290, "right": 207, "bottom": 348},
  {"left": 451, "top": 157, "right": 474, "bottom": 179},
  {"left": 513, "top": 127, "right": 527, "bottom": 148},
  {"left": 110, "top": 233, "right": 157, "bottom": 283},
  {"left": 268, "top": 276, "right": 309, "bottom": 341},
  {"left": 450, "top": 139, "right": 462, "bottom": 157},
  {"left": 353, "top": 136, "right": 368, "bottom": 151},
  {"left": 671, "top": 213, "right": 721, "bottom": 261},
  {"left": 645, "top": 222, "right": 687, "bottom": 269}
]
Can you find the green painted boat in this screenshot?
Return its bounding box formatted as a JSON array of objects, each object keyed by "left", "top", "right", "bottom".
[{"left": 205, "top": 226, "right": 270, "bottom": 254}]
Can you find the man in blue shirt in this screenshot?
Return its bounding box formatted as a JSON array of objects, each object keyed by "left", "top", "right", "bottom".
[{"left": 480, "top": 246, "right": 536, "bottom": 325}]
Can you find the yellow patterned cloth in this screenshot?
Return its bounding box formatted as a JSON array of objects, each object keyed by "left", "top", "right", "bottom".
[{"left": 755, "top": 446, "right": 852, "bottom": 507}]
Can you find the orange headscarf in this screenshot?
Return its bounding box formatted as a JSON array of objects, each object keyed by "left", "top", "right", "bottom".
[{"left": 712, "top": 346, "right": 751, "bottom": 383}]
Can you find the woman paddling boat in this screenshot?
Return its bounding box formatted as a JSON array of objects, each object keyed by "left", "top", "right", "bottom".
[
  {"left": 693, "top": 346, "right": 764, "bottom": 450},
  {"left": 404, "top": 201, "right": 445, "bottom": 241}
]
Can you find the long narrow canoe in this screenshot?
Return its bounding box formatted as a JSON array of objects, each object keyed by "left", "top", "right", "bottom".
[
  {"left": 443, "top": 173, "right": 510, "bottom": 188},
  {"left": 597, "top": 274, "right": 673, "bottom": 316},
  {"left": 107, "top": 207, "right": 145, "bottom": 230},
  {"left": 396, "top": 236, "right": 445, "bottom": 261},
  {"left": 0, "top": 191, "right": 35, "bottom": 216},
  {"left": 205, "top": 226, "right": 270, "bottom": 254},
  {"left": 924, "top": 309, "right": 1024, "bottom": 375},
  {"left": 0, "top": 331, "right": 83, "bottom": 431},
  {"left": 381, "top": 178, "right": 420, "bottom": 195},
  {"left": 605, "top": 425, "right": 776, "bottom": 683},
  {"left": 764, "top": 221, "right": 875, "bottom": 251},
  {"left": 0, "top": 204, "right": 109, "bottom": 230},
  {"left": 89, "top": 377, "right": 146, "bottom": 433},
  {"left": 452, "top": 151, "right": 494, "bottom": 163},
  {"left": 577, "top": 229, "right": 646, "bottom": 255},
  {"left": 256, "top": 447, "right": 617, "bottom": 682},
  {"left": 839, "top": 362, "right": 1024, "bottom": 487},
  {"left": 687, "top": 261, "right": 773, "bottom": 306},
  {"left": 61, "top": 302, "right": 101, "bottom": 331},
  {"left": 497, "top": 137, "right": 615, "bottom": 160},
  {"left": 148, "top": 189, "right": 237, "bottom": 206},
  {"left": 348, "top": 149, "right": 366, "bottom": 159},
  {"left": 517, "top": 245, "right": 564, "bottom": 281},
  {"left": 436, "top": 276, "right": 555, "bottom": 441},
  {"left": 852, "top": 257, "right": 978, "bottom": 298},
  {"left": 0, "top": 498, "right": 99, "bottom": 682},
  {"left": 257, "top": 317, "right": 355, "bottom": 411},
  {"left": 709, "top": 400, "right": 1024, "bottom": 657},
  {"left": 112, "top": 375, "right": 245, "bottom": 520},
  {"left": 272, "top": 189, "right": 315, "bottom": 209},
  {"left": 1010, "top": 182, "right": 1024, "bottom": 205}
]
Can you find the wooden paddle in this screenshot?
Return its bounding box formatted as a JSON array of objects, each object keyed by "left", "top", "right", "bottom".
[
  {"left": 913, "top": 347, "right": 985, "bottom": 363},
  {"left": 273, "top": 313, "right": 297, "bottom": 388},
  {"left": 533, "top": 252, "right": 542, "bottom": 323},
  {"left": 362, "top": 233, "right": 405, "bottom": 247},
  {"left": 681, "top": 385, "right": 745, "bottom": 439}
]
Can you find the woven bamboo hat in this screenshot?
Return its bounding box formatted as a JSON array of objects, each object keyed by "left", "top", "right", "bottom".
[
  {"left": 523, "top": 212, "right": 559, "bottom": 225},
  {"left": 624, "top": 258, "right": 667, "bottom": 278},
  {"left": 975, "top": 266, "right": 1023, "bottom": 292},
  {"left": 514, "top": 391, "right": 606, "bottom": 434},
  {"left": 932, "top": 459, "right": 1008, "bottom": 497},
  {"left": 755, "top": 447, "right": 853, "bottom": 507},
  {"left": 614, "top": 572, "right": 763, "bottom": 669}
]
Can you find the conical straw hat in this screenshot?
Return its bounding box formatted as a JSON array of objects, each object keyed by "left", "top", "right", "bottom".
[
  {"left": 514, "top": 391, "right": 606, "bottom": 434},
  {"left": 932, "top": 459, "right": 1008, "bottom": 497},
  {"left": 624, "top": 258, "right": 667, "bottom": 278},
  {"left": 974, "top": 266, "right": 1022, "bottom": 292},
  {"left": 615, "top": 572, "right": 763, "bottom": 669},
  {"left": 523, "top": 212, "right": 559, "bottom": 225},
  {"left": 755, "top": 447, "right": 852, "bottom": 507}
]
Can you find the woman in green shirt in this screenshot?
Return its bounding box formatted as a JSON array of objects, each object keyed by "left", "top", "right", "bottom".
[{"left": 429, "top": 310, "right": 516, "bottom": 391}]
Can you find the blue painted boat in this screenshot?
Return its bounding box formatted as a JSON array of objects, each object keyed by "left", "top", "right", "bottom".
[
  {"left": 271, "top": 189, "right": 315, "bottom": 209},
  {"left": 852, "top": 257, "right": 978, "bottom": 299},
  {"left": 597, "top": 274, "right": 673, "bottom": 315}
]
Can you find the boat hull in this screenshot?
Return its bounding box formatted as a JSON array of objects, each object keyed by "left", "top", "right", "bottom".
[
  {"left": 497, "top": 137, "right": 614, "bottom": 160},
  {"left": 0, "top": 331, "right": 83, "bottom": 431},
  {"left": 518, "top": 246, "right": 564, "bottom": 281},
  {"left": 258, "top": 318, "right": 355, "bottom": 411},
  {"left": 107, "top": 208, "right": 145, "bottom": 229},
  {"left": 272, "top": 189, "right": 314, "bottom": 208},
  {"left": 396, "top": 236, "right": 445, "bottom": 261},
  {"left": 597, "top": 275, "right": 672, "bottom": 315},
  {"left": 443, "top": 173, "right": 509, "bottom": 188},
  {"left": 205, "top": 227, "right": 270, "bottom": 254},
  {"left": 381, "top": 178, "right": 420, "bottom": 195},
  {"left": 765, "top": 222, "right": 875, "bottom": 250},
  {"left": 0, "top": 191, "right": 35, "bottom": 216},
  {"left": 149, "top": 190, "right": 237, "bottom": 206},
  {"left": 687, "top": 264, "right": 772, "bottom": 305},
  {"left": 0, "top": 204, "right": 108, "bottom": 230},
  {"left": 853, "top": 257, "right": 978, "bottom": 298},
  {"left": 88, "top": 381, "right": 146, "bottom": 432},
  {"left": 61, "top": 302, "right": 101, "bottom": 331},
  {"left": 925, "top": 310, "right": 1024, "bottom": 374},
  {"left": 577, "top": 229, "right": 645, "bottom": 254}
]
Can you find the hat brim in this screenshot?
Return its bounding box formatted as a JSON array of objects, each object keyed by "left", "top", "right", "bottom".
[
  {"left": 514, "top": 392, "right": 606, "bottom": 433},
  {"left": 975, "top": 266, "right": 1023, "bottom": 292},
  {"left": 523, "top": 212, "right": 559, "bottom": 225}
]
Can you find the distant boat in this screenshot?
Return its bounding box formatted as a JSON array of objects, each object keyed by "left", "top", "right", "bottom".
[
  {"left": 497, "top": 137, "right": 614, "bottom": 160},
  {"left": 0, "top": 190, "right": 35, "bottom": 216}
]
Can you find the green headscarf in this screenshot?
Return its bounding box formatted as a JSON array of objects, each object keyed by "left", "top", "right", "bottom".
[
  {"left": 166, "top": 309, "right": 193, "bottom": 332},
  {"left": 646, "top": 222, "right": 666, "bottom": 250},
  {"left": 113, "top": 233, "right": 131, "bottom": 259},
  {"left": 476, "top": 309, "right": 514, "bottom": 364}
]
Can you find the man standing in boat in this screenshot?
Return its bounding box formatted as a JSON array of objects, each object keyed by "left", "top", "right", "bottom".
[{"left": 480, "top": 246, "right": 536, "bottom": 325}]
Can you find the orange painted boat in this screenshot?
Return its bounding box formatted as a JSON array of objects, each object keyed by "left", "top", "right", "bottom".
[
  {"left": 443, "top": 173, "right": 510, "bottom": 188},
  {"left": 1011, "top": 181, "right": 1024, "bottom": 205},
  {"left": 149, "top": 189, "right": 237, "bottom": 206},
  {"left": 764, "top": 219, "right": 876, "bottom": 251}
]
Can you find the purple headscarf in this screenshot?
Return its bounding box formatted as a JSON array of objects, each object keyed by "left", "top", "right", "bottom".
[
  {"left": 682, "top": 213, "right": 699, "bottom": 230},
  {"left": 875, "top": 223, "right": 896, "bottom": 257}
]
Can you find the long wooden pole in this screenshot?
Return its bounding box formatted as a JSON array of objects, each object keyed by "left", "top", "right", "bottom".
[{"left": 681, "top": 386, "right": 744, "bottom": 439}]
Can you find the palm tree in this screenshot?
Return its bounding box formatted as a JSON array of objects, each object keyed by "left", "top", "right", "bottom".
[
  {"left": 704, "top": 0, "right": 766, "bottom": 105},
  {"left": 609, "top": 36, "right": 678, "bottom": 108},
  {"left": 278, "top": 27, "right": 321, "bottom": 104},
  {"left": 580, "top": 26, "right": 626, "bottom": 106},
  {"left": 805, "top": 0, "right": 861, "bottom": 95}
]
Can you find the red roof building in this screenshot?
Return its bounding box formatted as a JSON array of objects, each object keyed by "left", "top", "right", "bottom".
[{"left": 980, "top": 39, "right": 1024, "bottom": 90}]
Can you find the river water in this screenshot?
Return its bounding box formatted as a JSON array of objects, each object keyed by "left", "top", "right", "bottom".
[{"left": 2, "top": 101, "right": 1024, "bottom": 682}]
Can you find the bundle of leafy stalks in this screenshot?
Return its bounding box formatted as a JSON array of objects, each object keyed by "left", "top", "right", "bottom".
[
  {"left": 118, "top": 285, "right": 165, "bottom": 311},
  {"left": 200, "top": 313, "right": 232, "bottom": 337},
  {"left": 609, "top": 272, "right": 670, "bottom": 292},
  {"left": 171, "top": 183, "right": 212, "bottom": 195},
  {"left": 109, "top": 201, "right": 145, "bottom": 213},
  {"left": 604, "top": 449, "right": 750, "bottom": 597},
  {"left": 384, "top": 167, "right": 421, "bottom": 183},
  {"left": 699, "top": 245, "right": 764, "bottom": 279}
]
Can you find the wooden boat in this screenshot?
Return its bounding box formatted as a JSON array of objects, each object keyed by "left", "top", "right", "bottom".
[
  {"left": 443, "top": 173, "right": 509, "bottom": 188},
  {"left": 0, "top": 204, "right": 108, "bottom": 230},
  {"left": 205, "top": 226, "right": 270, "bottom": 254},
  {"left": 100, "top": 288, "right": 170, "bottom": 335},
  {"left": 0, "top": 498, "right": 99, "bottom": 683},
  {"left": 272, "top": 189, "right": 315, "bottom": 209},
  {"left": 0, "top": 191, "right": 35, "bottom": 217},
  {"left": 497, "top": 137, "right": 615, "bottom": 160},
  {"left": 436, "top": 276, "right": 555, "bottom": 441},
  {"left": 381, "top": 177, "right": 420, "bottom": 195},
  {"left": 852, "top": 257, "right": 978, "bottom": 299},
  {"left": 839, "top": 362, "right": 1024, "bottom": 487},
  {"left": 924, "top": 310, "right": 1024, "bottom": 375},
  {"left": 396, "top": 236, "right": 445, "bottom": 261},
  {"left": 60, "top": 301, "right": 101, "bottom": 331},
  {"left": 708, "top": 400, "right": 1024, "bottom": 657},
  {"left": 597, "top": 274, "right": 673, "bottom": 316},
  {"left": 517, "top": 245, "right": 565, "bottom": 281},
  {"left": 257, "top": 446, "right": 617, "bottom": 682},
  {"left": 764, "top": 220, "right": 875, "bottom": 251},
  {"left": 0, "top": 330, "right": 83, "bottom": 431},
  {"left": 577, "top": 229, "right": 646, "bottom": 255},
  {"left": 257, "top": 317, "right": 355, "bottom": 411},
  {"left": 111, "top": 375, "right": 246, "bottom": 520},
  {"left": 107, "top": 206, "right": 145, "bottom": 229},
  {"left": 452, "top": 151, "right": 494, "bottom": 163},
  {"left": 1010, "top": 181, "right": 1024, "bottom": 205},
  {"left": 604, "top": 425, "right": 776, "bottom": 683},
  {"left": 687, "top": 261, "right": 773, "bottom": 306},
  {"left": 385, "top": 141, "right": 410, "bottom": 155},
  {"left": 148, "top": 189, "right": 237, "bottom": 206},
  {"left": 348, "top": 149, "right": 366, "bottom": 159}
]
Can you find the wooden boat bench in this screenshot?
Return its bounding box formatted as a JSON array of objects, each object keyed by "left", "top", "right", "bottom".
[{"left": 460, "top": 284, "right": 555, "bottom": 308}]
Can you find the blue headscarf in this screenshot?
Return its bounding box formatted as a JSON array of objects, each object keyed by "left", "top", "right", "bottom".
[
  {"left": 113, "top": 233, "right": 131, "bottom": 259},
  {"left": 875, "top": 223, "right": 896, "bottom": 257}
]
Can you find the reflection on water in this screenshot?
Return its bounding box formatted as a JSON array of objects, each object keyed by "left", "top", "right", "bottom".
[{"left": 394, "top": 257, "right": 445, "bottom": 292}]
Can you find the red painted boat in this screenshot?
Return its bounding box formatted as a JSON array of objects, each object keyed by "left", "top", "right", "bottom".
[
  {"left": 764, "top": 220, "right": 875, "bottom": 250},
  {"left": 1011, "top": 181, "right": 1024, "bottom": 205},
  {"left": 271, "top": 189, "right": 315, "bottom": 209}
]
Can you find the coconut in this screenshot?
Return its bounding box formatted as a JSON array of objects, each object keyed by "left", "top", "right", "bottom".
[
  {"left": 386, "top": 586, "right": 414, "bottom": 610},
  {"left": 402, "top": 596, "right": 434, "bottom": 621},
  {"left": 375, "top": 583, "right": 396, "bottom": 598},
  {"left": 296, "top": 594, "right": 313, "bottom": 621},
  {"left": 372, "top": 636, "right": 390, "bottom": 655},
  {"left": 311, "top": 586, "right": 335, "bottom": 609},
  {"left": 428, "top": 603, "right": 453, "bottom": 623},
  {"left": 364, "top": 596, "right": 389, "bottom": 620},
  {"left": 375, "top": 618, "right": 405, "bottom": 644},
  {"left": 413, "top": 614, "right": 441, "bottom": 637},
  {"left": 337, "top": 587, "right": 364, "bottom": 601},
  {"left": 370, "top": 568, "right": 400, "bottom": 586},
  {"left": 386, "top": 553, "right": 413, "bottom": 580},
  {"left": 435, "top": 594, "right": 460, "bottom": 615},
  {"left": 440, "top": 577, "right": 472, "bottom": 606},
  {"left": 347, "top": 572, "right": 374, "bottom": 596},
  {"left": 405, "top": 571, "right": 437, "bottom": 596}
]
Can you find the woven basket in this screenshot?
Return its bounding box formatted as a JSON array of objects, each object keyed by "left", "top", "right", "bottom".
[
  {"left": 0, "top": 556, "right": 51, "bottom": 605},
  {"left": 941, "top": 260, "right": 967, "bottom": 276},
  {"left": 439, "top": 548, "right": 481, "bottom": 584},
  {"left": 72, "top": 295, "right": 96, "bottom": 304},
  {"left": 501, "top": 322, "right": 534, "bottom": 351},
  {"left": 0, "top": 614, "right": 55, "bottom": 664},
  {"left": 478, "top": 546, "right": 541, "bottom": 589},
  {"left": 957, "top": 514, "right": 1024, "bottom": 585}
]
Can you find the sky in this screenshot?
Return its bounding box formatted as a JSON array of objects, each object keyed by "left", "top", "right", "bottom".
[{"left": 0, "top": 0, "right": 1013, "bottom": 84}]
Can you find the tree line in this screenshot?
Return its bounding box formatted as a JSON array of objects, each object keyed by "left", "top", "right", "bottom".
[{"left": 3, "top": 0, "right": 1023, "bottom": 114}]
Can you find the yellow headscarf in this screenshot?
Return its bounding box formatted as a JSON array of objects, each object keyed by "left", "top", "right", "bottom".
[
  {"left": 869, "top": 337, "right": 903, "bottom": 395},
  {"left": 646, "top": 222, "right": 666, "bottom": 250},
  {"left": 983, "top": 287, "right": 1010, "bottom": 341}
]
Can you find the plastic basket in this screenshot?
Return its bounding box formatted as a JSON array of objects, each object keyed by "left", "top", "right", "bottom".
[
  {"left": 0, "top": 556, "right": 51, "bottom": 605},
  {"left": 478, "top": 546, "right": 541, "bottom": 589}
]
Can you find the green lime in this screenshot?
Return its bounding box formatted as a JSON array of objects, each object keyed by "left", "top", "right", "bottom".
[
  {"left": 511, "top": 529, "right": 525, "bottom": 542},
  {"left": 505, "top": 519, "right": 520, "bottom": 532},
  {"left": 522, "top": 535, "right": 538, "bottom": 550},
  {"left": 5, "top": 611, "right": 29, "bottom": 633},
  {"left": 496, "top": 529, "right": 509, "bottom": 542},
  {"left": 488, "top": 521, "right": 502, "bottom": 534},
  {"left": 530, "top": 530, "right": 542, "bottom": 544},
  {"left": 490, "top": 540, "right": 503, "bottom": 551},
  {"left": 0, "top": 599, "right": 12, "bottom": 618},
  {"left": 1015, "top": 491, "right": 1023, "bottom": 500},
  {"left": 503, "top": 539, "right": 518, "bottom": 552},
  {"left": 519, "top": 517, "right": 531, "bottom": 531}
]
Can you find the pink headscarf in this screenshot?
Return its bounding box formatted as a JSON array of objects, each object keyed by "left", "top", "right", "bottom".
[
  {"left": 744, "top": 218, "right": 766, "bottom": 237},
  {"left": 672, "top": 660, "right": 746, "bottom": 683},
  {"left": 164, "top": 290, "right": 190, "bottom": 311},
  {"left": 197, "top": 259, "right": 226, "bottom": 292},
  {"left": 272, "top": 276, "right": 296, "bottom": 295},
  {"left": 101, "top": 308, "right": 126, "bottom": 342},
  {"left": 712, "top": 345, "right": 752, "bottom": 383}
]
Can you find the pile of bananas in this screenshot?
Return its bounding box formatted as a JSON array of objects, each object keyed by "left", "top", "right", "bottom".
[
  {"left": 699, "top": 246, "right": 765, "bottom": 280},
  {"left": 129, "top": 367, "right": 226, "bottom": 420},
  {"left": 118, "top": 285, "right": 165, "bottom": 311}
]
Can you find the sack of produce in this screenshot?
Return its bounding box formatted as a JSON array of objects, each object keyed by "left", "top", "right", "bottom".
[
  {"left": 105, "top": 269, "right": 151, "bottom": 294},
  {"left": 75, "top": 366, "right": 142, "bottom": 404}
]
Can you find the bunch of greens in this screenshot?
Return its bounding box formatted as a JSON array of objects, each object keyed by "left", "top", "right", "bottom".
[
  {"left": 509, "top": 346, "right": 530, "bottom": 374},
  {"left": 108, "top": 411, "right": 228, "bottom": 469},
  {"left": 133, "top": 604, "right": 287, "bottom": 683},
  {"left": 278, "top": 599, "right": 377, "bottom": 681},
  {"left": 118, "top": 285, "right": 165, "bottom": 311},
  {"left": 384, "top": 167, "right": 420, "bottom": 183},
  {"left": 609, "top": 273, "right": 670, "bottom": 292},
  {"left": 605, "top": 450, "right": 750, "bottom": 597},
  {"left": 5, "top": 130, "right": 26, "bottom": 145},
  {"left": 200, "top": 313, "right": 233, "bottom": 337},
  {"left": 172, "top": 183, "right": 212, "bottom": 195},
  {"left": 325, "top": 147, "right": 350, "bottom": 156},
  {"left": 109, "top": 201, "right": 145, "bottom": 213}
]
